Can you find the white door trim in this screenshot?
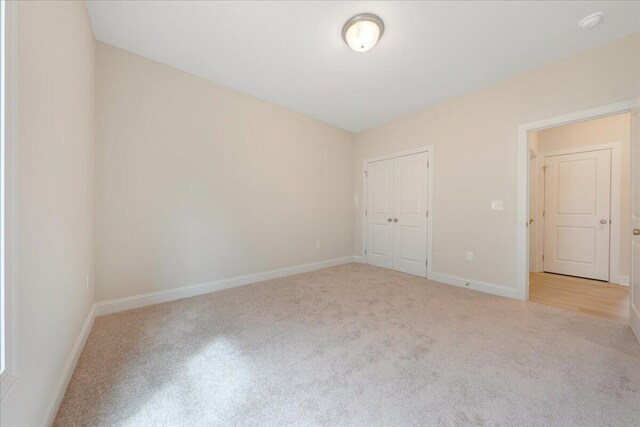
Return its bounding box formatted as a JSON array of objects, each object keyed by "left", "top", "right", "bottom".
[
  {"left": 529, "top": 148, "right": 539, "bottom": 273},
  {"left": 362, "top": 145, "right": 434, "bottom": 278},
  {"left": 517, "top": 99, "right": 635, "bottom": 300},
  {"left": 537, "top": 142, "right": 623, "bottom": 284},
  {"left": 629, "top": 96, "right": 640, "bottom": 341}
]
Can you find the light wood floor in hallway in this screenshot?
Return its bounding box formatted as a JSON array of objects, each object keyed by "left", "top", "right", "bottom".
[{"left": 529, "top": 272, "right": 629, "bottom": 323}]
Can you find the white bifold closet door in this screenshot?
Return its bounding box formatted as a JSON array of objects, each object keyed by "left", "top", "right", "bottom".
[
  {"left": 543, "top": 149, "right": 611, "bottom": 281},
  {"left": 366, "top": 158, "right": 394, "bottom": 269},
  {"left": 366, "top": 152, "right": 428, "bottom": 277}
]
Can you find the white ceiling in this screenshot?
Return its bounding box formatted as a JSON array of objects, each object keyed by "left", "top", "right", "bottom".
[{"left": 86, "top": 1, "right": 640, "bottom": 132}]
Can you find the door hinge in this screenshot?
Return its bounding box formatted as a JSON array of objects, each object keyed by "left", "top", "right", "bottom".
[
  {"left": 542, "top": 210, "right": 545, "bottom": 217},
  {"left": 542, "top": 254, "right": 544, "bottom": 261},
  {"left": 543, "top": 165, "right": 549, "bottom": 173},
  {"left": 425, "top": 260, "right": 428, "bottom": 267},
  {"left": 427, "top": 161, "right": 430, "bottom": 168},
  {"left": 426, "top": 210, "right": 429, "bottom": 218},
  {"left": 364, "top": 170, "right": 368, "bottom": 177},
  {"left": 365, "top": 210, "right": 368, "bottom": 216},
  {"left": 365, "top": 249, "right": 367, "bottom": 255}
]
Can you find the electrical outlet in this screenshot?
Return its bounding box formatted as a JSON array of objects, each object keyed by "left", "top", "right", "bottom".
[
  {"left": 466, "top": 251, "right": 474, "bottom": 261},
  {"left": 315, "top": 240, "right": 321, "bottom": 249}
]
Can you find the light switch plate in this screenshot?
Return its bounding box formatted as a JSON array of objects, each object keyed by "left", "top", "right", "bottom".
[{"left": 491, "top": 200, "right": 503, "bottom": 211}]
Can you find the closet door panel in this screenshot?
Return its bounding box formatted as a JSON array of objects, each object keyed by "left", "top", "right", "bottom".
[
  {"left": 392, "top": 152, "right": 428, "bottom": 276},
  {"left": 366, "top": 159, "right": 394, "bottom": 269}
]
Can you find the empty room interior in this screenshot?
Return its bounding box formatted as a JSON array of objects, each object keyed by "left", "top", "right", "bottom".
[{"left": 1, "top": 1, "right": 639, "bottom": 426}]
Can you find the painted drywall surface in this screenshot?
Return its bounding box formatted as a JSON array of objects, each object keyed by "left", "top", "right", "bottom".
[
  {"left": 0, "top": 2, "right": 96, "bottom": 426},
  {"left": 354, "top": 34, "right": 639, "bottom": 289},
  {"left": 535, "top": 113, "right": 632, "bottom": 279},
  {"left": 95, "top": 43, "right": 354, "bottom": 302}
]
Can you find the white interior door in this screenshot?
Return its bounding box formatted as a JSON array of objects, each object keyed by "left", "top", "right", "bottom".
[
  {"left": 392, "top": 152, "right": 428, "bottom": 276},
  {"left": 630, "top": 103, "right": 640, "bottom": 341},
  {"left": 543, "top": 149, "right": 611, "bottom": 280},
  {"left": 366, "top": 159, "right": 394, "bottom": 269}
]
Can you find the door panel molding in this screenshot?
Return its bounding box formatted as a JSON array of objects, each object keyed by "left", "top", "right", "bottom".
[
  {"left": 362, "top": 146, "right": 433, "bottom": 278},
  {"left": 366, "top": 159, "right": 394, "bottom": 269},
  {"left": 392, "top": 152, "right": 428, "bottom": 276}
]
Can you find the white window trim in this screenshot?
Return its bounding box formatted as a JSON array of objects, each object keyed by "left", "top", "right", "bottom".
[{"left": 1, "top": 0, "right": 18, "bottom": 400}]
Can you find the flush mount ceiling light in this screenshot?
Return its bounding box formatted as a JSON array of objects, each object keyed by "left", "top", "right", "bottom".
[
  {"left": 578, "top": 12, "right": 604, "bottom": 29},
  {"left": 342, "top": 13, "right": 384, "bottom": 53}
]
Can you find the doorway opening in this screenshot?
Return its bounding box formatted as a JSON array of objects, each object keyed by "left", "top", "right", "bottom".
[{"left": 527, "top": 112, "right": 631, "bottom": 322}]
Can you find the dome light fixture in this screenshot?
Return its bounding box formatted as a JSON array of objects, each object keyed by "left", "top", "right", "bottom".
[
  {"left": 342, "top": 13, "right": 385, "bottom": 53},
  {"left": 578, "top": 12, "right": 604, "bottom": 29}
]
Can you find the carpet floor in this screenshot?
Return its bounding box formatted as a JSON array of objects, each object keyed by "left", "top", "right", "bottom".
[{"left": 54, "top": 263, "right": 640, "bottom": 426}]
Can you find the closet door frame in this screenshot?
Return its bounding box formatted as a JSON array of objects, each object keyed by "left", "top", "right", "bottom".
[{"left": 362, "top": 146, "right": 434, "bottom": 278}]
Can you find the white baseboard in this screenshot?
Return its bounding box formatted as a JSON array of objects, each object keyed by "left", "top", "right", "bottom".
[
  {"left": 428, "top": 271, "right": 521, "bottom": 300},
  {"left": 40, "top": 304, "right": 96, "bottom": 427},
  {"left": 616, "top": 275, "right": 629, "bottom": 286},
  {"left": 352, "top": 255, "right": 364, "bottom": 263},
  {"left": 96, "top": 256, "right": 359, "bottom": 316}
]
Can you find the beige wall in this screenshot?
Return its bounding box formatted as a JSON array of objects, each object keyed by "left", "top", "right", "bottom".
[
  {"left": 0, "top": 1, "right": 96, "bottom": 426},
  {"left": 536, "top": 113, "right": 631, "bottom": 153},
  {"left": 533, "top": 113, "right": 632, "bottom": 280},
  {"left": 95, "top": 43, "right": 354, "bottom": 302},
  {"left": 354, "top": 34, "right": 639, "bottom": 291}
]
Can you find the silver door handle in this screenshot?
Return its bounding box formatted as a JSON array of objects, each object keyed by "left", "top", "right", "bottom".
[
  {"left": 393, "top": 218, "right": 398, "bottom": 222},
  {"left": 387, "top": 218, "right": 392, "bottom": 222},
  {"left": 600, "top": 219, "right": 608, "bottom": 224},
  {"left": 634, "top": 229, "right": 640, "bottom": 236}
]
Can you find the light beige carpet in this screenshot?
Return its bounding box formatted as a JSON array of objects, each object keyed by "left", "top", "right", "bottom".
[{"left": 55, "top": 263, "right": 640, "bottom": 426}]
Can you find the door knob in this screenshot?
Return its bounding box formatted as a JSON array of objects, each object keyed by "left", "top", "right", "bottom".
[
  {"left": 600, "top": 219, "right": 608, "bottom": 224},
  {"left": 387, "top": 218, "right": 392, "bottom": 222},
  {"left": 393, "top": 218, "right": 398, "bottom": 222},
  {"left": 634, "top": 229, "right": 640, "bottom": 236}
]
